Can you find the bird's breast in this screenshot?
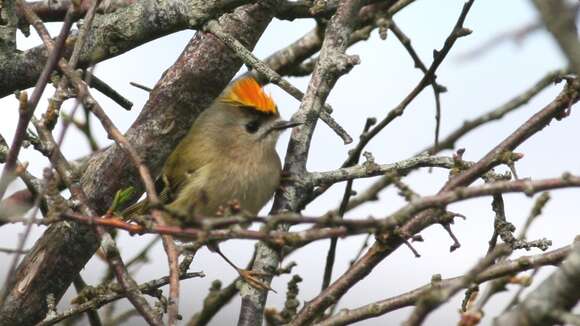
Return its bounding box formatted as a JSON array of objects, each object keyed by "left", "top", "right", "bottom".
[
  {"left": 169, "top": 151, "right": 281, "bottom": 218},
  {"left": 214, "top": 153, "right": 281, "bottom": 214}
]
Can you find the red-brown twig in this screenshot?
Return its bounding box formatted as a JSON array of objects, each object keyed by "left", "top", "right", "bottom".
[
  {"left": 68, "top": 70, "right": 181, "bottom": 325},
  {"left": 32, "top": 118, "right": 163, "bottom": 325},
  {"left": 57, "top": 174, "right": 580, "bottom": 247}
]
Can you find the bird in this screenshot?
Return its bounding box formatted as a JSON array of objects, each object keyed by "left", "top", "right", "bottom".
[{"left": 123, "top": 76, "right": 300, "bottom": 289}]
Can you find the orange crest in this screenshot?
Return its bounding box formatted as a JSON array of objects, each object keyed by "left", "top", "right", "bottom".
[{"left": 221, "top": 77, "right": 277, "bottom": 115}]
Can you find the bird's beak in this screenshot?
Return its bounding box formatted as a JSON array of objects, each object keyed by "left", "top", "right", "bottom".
[{"left": 270, "top": 120, "right": 303, "bottom": 131}]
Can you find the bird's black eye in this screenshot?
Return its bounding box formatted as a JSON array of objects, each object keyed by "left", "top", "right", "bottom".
[{"left": 245, "top": 120, "right": 260, "bottom": 133}]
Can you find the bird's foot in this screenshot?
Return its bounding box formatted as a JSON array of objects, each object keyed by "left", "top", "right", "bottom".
[{"left": 237, "top": 269, "right": 276, "bottom": 293}]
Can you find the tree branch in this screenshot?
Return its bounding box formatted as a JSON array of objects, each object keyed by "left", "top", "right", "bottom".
[
  {"left": 0, "top": 1, "right": 280, "bottom": 324},
  {"left": 37, "top": 272, "right": 205, "bottom": 326},
  {"left": 495, "top": 237, "right": 580, "bottom": 325},
  {"left": 0, "top": 0, "right": 254, "bottom": 97},
  {"left": 317, "top": 243, "right": 572, "bottom": 326},
  {"left": 531, "top": 0, "right": 580, "bottom": 74},
  {"left": 289, "top": 17, "right": 579, "bottom": 326},
  {"left": 238, "top": 1, "right": 366, "bottom": 324}
]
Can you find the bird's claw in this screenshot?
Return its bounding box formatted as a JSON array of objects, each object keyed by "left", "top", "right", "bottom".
[{"left": 238, "top": 269, "right": 276, "bottom": 293}]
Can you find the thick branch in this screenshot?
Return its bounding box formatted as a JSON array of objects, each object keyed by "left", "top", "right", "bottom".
[
  {"left": 0, "top": 2, "right": 279, "bottom": 324},
  {"left": 0, "top": 0, "right": 253, "bottom": 97},
  {"left": 238, "top": 1, "right": 367, "bottom": 325},
  {"left": 531, "top": 0, "right": 580, "bottom": 74},
  {"left": 495, "top": 238, "right": 580, "bottom": 326}
]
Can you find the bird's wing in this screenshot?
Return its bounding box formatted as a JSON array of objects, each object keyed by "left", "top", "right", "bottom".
[
  {"left": 156, "top": 174, "right": 174, "bottom": 204},
  {"left": 121, "top": 175, "right": 173, "bottom": 220},
  {"left": 161, "top": 132, "right": 212, "bottom": 200},
  {"left": 123, "top": 126, "right": 211, "bottom": 220},
  {"left": 121, "top": 196, "right": 148, "bottom": 220},
  {"left": 123, "top": 165, "right": 210, "bottom": 222}
]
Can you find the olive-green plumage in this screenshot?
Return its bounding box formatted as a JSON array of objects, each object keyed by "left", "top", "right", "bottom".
[{"left": 124, "top": 77, "right": 299, "bottom": 226}]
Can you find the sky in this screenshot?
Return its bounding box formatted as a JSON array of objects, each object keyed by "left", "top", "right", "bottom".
[{"left": 1, "top": 0, "right": 579, "bottom": 325}]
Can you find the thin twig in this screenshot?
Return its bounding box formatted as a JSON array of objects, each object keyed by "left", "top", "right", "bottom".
[
  {"left": 33, "top": 118, "right": 163, "bottom": 325},
  {"left": 0, "top": 247, "right": 29, "bottom": 254},
  {"left": 205, "top": 20, "right": 353, "bottom": 144},
  {"left": 129, "top": 81, "right": 153, "bottom": 92},
  {"left": 18, "top": 4, "right": 164, "bottom": 323},
  {"left": 309, "top": 0, "right": 474, "bottom": 204},
  {"left": 387, "top": 18, "right": 447, "bottom": 152},
  {"left": 55, "top": 174, "right": 580, "bottom": 248},
  {"left": 0, "top": 3, "right": 280, "bottom": 325},
  {"left": 72, "top": 275, "right": 103, "bottom": 326},
  {"left": 0, "top": 169, "right": 47, "bottom": 303},
  {"left": 341, "top": 2, "right": 473, "bottom": 167},
  {"left": 24, "top": 3, "right": 181, "bottom": 320},
  {"left": 288, "top": 4, "right": 575, "bottom": 324},
  {"left": 65, "top": 64, "right": 181, "bottom": 326},
  {"left": 0, "top": 3, "right": 75, "bottom": 201},
  {"left": 339, "top": 68, "right": 566, "bottom": 215},
  {"left": 104, "top": 236, "right": 162, "bottom": 283},
  {"left": 38, "top": 272, "right": 205, "bottom": 326},
  {"left": 317, "top": 243, "right": 571, "bottom": 326},
  {"left": 426, "top": 69, "right": 567, "bottom": 153},
  {"left": 238, "top": 1, "right": 366, "bottom": 324},
  {"left": 495, "top": 238, "right": 580, "bottom": 325},
  {"left": 467, "top": 191, "right": 553, "bottom": 318},
  {"left": 321, "top": 118, "right": 376, "bottom": 300},
  {"left": 88, "top": 73, "right": 133, "bottom": 110},
  {"left": 403, "top": 245, "right": 511, "bottom": 326}
]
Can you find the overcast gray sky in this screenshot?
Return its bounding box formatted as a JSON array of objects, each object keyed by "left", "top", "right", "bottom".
[{"left": 1, "top": 0, "right": 579, "bottom": 325}]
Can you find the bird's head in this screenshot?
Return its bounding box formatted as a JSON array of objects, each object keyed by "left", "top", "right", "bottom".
[{"left": 199, "top": 77, "right": 301, "bottom": 154}]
